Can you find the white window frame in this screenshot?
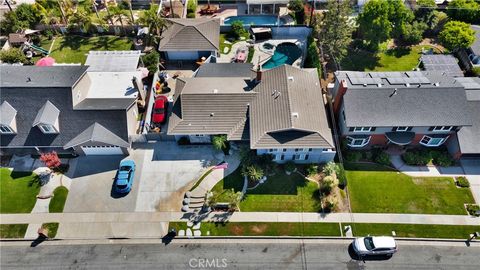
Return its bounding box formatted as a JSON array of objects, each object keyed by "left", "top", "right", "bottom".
[
  {"left": 432, "top": 126, "right": 453, "bottom": 132},
  {"left": 39, "top": 124, "right": 57, "bottom": 134},
  {"left": 395, "top": 126, "right": 409, "bottom": 132},
  {"left": 353, "top": 127, "right": 373, "bottom": 132},
  {"left": 419, "top": 135, "right": 449, "bottom": 147},
  {"left": 0, "top": 125, "right": 14, "bottom": 134},
  {"left": 346, "top": 136, "right": 371, "bottom": 148}
]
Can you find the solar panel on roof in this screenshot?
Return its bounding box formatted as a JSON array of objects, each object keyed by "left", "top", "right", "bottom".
[{"left": 386, "top": 77, "right": 406, "bottom": 84}]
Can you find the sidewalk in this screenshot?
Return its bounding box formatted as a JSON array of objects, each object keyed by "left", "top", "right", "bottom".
[{"left": 2, "top": 211, "right": 478, "bottom": 226}]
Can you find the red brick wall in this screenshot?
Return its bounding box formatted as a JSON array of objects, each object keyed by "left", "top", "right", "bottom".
[
  {"left": 333, "top": 80, "right": 348, "bottom": 115},
  {"left": 369, "top": 134, "right": 388, "bottom": 146}
]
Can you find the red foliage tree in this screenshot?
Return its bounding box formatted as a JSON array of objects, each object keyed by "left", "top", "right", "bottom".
[{"left": 40, "top": 151, "right": 61, "bottom": 169}]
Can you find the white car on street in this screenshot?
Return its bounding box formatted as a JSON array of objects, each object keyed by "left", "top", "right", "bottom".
[{"left": 352, "top": 236, "right": 398, "bottom": 256}]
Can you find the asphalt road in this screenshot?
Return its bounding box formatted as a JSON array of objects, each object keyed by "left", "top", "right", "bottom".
[{"left": 1, "top": 240, "right": 479, "bottom": 270}]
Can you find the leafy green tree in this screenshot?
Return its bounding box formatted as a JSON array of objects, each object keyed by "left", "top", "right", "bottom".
[
  {"left": 317, "top": 0, "right": 353, "bottom": 65},
  {"left": 141, "top": 51, "right": 160, "bottom": 74},
  {"left": 212, "top": 135, "right": 227, "bottom": 151},
  {"left": 415, "top": 0, "right": 436, "bottom": 26},
  {"left": 288, "top": 0, "right": 305, "bottom": 24},
  {"left": 401, "top": 21, "right": 428, "bottom": 45},
  {"left": 439, "top": 20, "right": 476, "bottom": 51},
  {"left": 230, "top": 20, "right": 247, "bottom": 39},
  {"left": 357, "top": 0, "right": 392, "bottom": 50},
  {"left": 0, "top": 48, "right": 27, "bottom": 64},
  {"left": 68, "top": 10, "right": 93, "bottom": 33},
  {"left": 447, "top": 0, "right": 480, "bottom": 24},
  {"left": 138, "top": 4, "right": 168, "bottom": 45},
  {"left": 241, "top": 164, "right": 264, "bottom": 183},
  {"left": 431, "top": 11, "right": 449, "bottom": 34},
  {"left": 14, "top": 3, "right": 43, "bottom": 29},
  {"left": 387, "top": 0, "right": 414, "bottom": 39}
]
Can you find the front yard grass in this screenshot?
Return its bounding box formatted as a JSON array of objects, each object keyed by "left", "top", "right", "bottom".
[
  {"left": 44, "top": 35, "right": 133, "bottom": 64},
  {"left": 0, "top": 224, "right": 28, "bottom": 238},
  {"left": 348, "top": 223, "right": 480, "bottom": 239},
  {"left": 169, "top": 222, "right": 341, "bottom": 236},
  {"left": 49, "top": 186, "right": 69, "bottom": 213},
  {"left": 42, "top": 223, "right": 59, "bottom": 238},
  {"left": 341, "top": 45, "right": 440, "bottom": 71},
  {"left": 345, "top": 163, "right": 475, "bottom": 215},
  {"left": 211, "top": 168, "right": 321, "bottom": 212},
  {"left": 0, "top": 168, "right": 40, "bottom": 213}
]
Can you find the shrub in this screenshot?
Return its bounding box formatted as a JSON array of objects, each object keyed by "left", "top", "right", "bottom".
[
  {"left": 285, "top": 161, "right": 296, "bottom": 173},
  {"left": 306, "top": 164, "right": 318, "bottom": 177},
  {"left": 187, "top": 12, "right": 195, "bottom": 18},
  {"left": 177, "top": 136, "right": 190, "bottom": 145},
  {"left": 432, "top": 151, "right": 454, "bottom": 167},
  {"left": 374, "top": 151, "right": 391, "bottom": 166},
  {"left": 241, "top": 164, "right": 264, "bottom": 183},
  {"left": 402, "top": 150, "right": 431, "bottom": 166},
  {"left": 322, "top": 198, "right": 336, "bottom": 213},
  {"left": 211, "top": 135, "right": 227, "bottom": 151},
  {"left": 230, "top": 20, "right": 247, "bottom": 39},
  {"left": 466, "top": 204, "right": 480, "bottom": 216},
  {"left": 456, "top": 176, "right": 470, "bottom": 188},
  {"left": 345, "top": 151, "right": 362, "bottom": 162},
  {"left": 0, "top": 48, "right": 27, "bottom": 64},
  {"left": 141, "top": 51, "right": 159, "bottom": 75},
  {"left": 337, "top": 164, "right": 347, "bottom": 189},
  {"left": 40, "top": 151, "right": 61, "bottom": 169},
  {"left": 320, "top": 179, "right": 333, "bottom": 195},
  {"left": 322, "top": 161, "right": 338, "bottom": 176},
  {"left": 471, "top": 67, "right": 480, "bottom": 76},
  {"left": 187, "top": 0, "right": 197, "bottom": 14},
  {"left": 363, "top": 151, "right": 373, "bottom": 161}
]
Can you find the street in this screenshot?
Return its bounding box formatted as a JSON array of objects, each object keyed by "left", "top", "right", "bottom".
[{"left": 1, "top": 239, "right": 479, "bottom": 269}]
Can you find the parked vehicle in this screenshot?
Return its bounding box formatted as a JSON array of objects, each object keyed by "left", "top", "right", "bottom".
[
  {"left": 352, "top": 236, "right": 397, "bottom": 256},
  {"left": 114, "top": 160, "right": 136, "bottom": 193},
  {"left": 152, "top": 95, "right": 168, "bottom": 125}
]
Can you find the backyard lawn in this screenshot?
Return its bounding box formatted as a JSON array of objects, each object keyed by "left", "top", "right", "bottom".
[
  {"left": 40, "top": 35, "right": 133, "bottom": 64},
  {"left": 345, "top": 163, "right": 475, "bottom": 215},
  {"left": 341, "top": 45, "right": 440, "bottom": 71},
  {"left": 169, "top": 222, "right": 341, "bottom": 236},
  {"left": 0, "top": 169, "right": 40, "bottom": 213},
  {"left": 211, "top": 168, "right": 321, "bottom": 212}
]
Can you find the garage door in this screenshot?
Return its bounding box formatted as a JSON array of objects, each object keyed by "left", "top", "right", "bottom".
[
  {"left": 81, "top": 146, "right": 124, "bottom": 155},
  {"left": 167, "top": 51, "right": 199, "bottom": 60}
]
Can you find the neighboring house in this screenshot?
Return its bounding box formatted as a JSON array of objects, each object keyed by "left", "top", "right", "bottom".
[
  {"left": 457, "top": 25, "right": 480, "bottom": 70},
  {"left": 0, "top": 65, "right": 141, "bottom": 156},
  {"left": 245, "top": 0, "right": 288, "bottom": 14},
  {"left": 168, "top": 63, "right": 336, "bottom": 164},
  {"left": 159, "top": 18, "right": 220, "bottom": 61},
  {"left": 331, "top": 71, "right": 472, "bottom": 149},
  {"left": 420, "top": 54, "right": 464, "bottom": 77},
  {"left": 447, "top": 77, "right": 480, "bottom": 159}
]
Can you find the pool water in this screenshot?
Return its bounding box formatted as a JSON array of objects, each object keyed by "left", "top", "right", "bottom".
[
  {"left": 262, "top": 43, "right": 302, "bottom": 69},
  {"left": 223, "top": 15, "right": 285, "bottom": 26}
]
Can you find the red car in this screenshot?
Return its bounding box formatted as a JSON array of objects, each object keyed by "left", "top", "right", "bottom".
[{"left": 152, "top": 95, "right": 168, "bottom": 124}]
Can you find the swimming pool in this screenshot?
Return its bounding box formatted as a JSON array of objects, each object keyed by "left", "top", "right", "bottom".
[
  {"left": 223, "top": 15, "right": 286, "bottom": 26},
  {"left": 262, "top": 43, "right": 302, "bottom": 69}
]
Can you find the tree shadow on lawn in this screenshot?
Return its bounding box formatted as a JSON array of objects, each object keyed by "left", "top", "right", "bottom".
[
  {"left": 384, "top": 47, "right": 412, "bottom": 58},
  {"left": 57, "top": 35, "right": 90, "bottom": 51},
  {"left": 10, "top": 171, "right": 33, "bottom": 179},
  {"left": 340, "top": 49, "right": 380, "bottom": 71}
]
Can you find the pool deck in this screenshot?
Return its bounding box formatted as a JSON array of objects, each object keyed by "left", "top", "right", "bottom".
[{"left": 252, "top": 39, "right": 306, "bottom": 70}]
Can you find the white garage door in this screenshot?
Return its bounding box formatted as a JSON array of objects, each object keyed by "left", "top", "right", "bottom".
[
  {"left": 167, "top": 51, "right": 199, "bottom": 60},
  {"left": 81, "top": 146, "right": 124, "bottom": 155}
]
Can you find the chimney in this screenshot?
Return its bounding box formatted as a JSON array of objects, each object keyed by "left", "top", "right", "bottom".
[
  {"left": 132, "top": 76, "right": 145, "bottom": 99},
  {"left": 333, "top": 80, "right": 348, "bottom": 115}
]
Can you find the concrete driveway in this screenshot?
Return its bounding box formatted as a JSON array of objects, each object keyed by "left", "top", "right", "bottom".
[
  {"left": 132, "top": 141, "right": 218, "bottom": 212},
  {"left": 63, "top": 155, "right": 140, "bottom": 213},
  {"left": 461, "top": 159, "right": 480, "bottom": 204}
]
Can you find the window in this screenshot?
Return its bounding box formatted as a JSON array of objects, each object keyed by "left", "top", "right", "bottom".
[
  {"left": 282, "top": 149, "right": 287, "bottom": 152},
  {"left": 39, "top": 124, "right": 57, "bottom": 134},
  {"left": 194, "top": 134, "right": 206, "bottom": 137},
  {"left": 268, "top": 149, "right": 274, "bottom": 153},
  {"left": 432, "top": 126, "right": 453, "bottom": 132},
  {"left": 342, "top": 111, "right": 346, "bottom": 121},
  {"left": 281, "top": 155, "right": 285, "bottom": 161},
  {"left": 294, "top": 148, "right": 299, "bottom": 152},
  {"left": 308, "top": 148, "right": 313, "bottom": 152},
  {"left": 420, "top": 135, "right": 449, "bottom": 147},
  {"left": 305, "top": 154, "right": 309, "bottom": 160},
  {"left": 302, "top": 148, "right": 309, "bottom": 152},
  {"left": 394, "top": 126, "right": 410, "bottom": 132},
  {"left": 353, "top": 127, "right": 373, "bottom": 132},
  {"left": 346, "top": 136, "right": 371, "bottom": 148},
  {"left": 0, "top": 125, "right": 14, "bottom": 134}
]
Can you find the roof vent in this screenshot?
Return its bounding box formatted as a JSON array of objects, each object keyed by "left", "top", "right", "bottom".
[
  {"left": 210, "top": 113, "right": 214, "bottom": 117},
  {"left": 213, "top": 89, "right": 218, "bottom": 93},
  {"left": 272, "top": 90, "right": 278, "bottom": 96},
  {"left": 389, "top": 88, "right": 398, "bottom": 98},
  {"left": 377, "top": 83, "right": 382, "bottom": 88},
  {"left": 288, "top": 76, "right": 294, "bottom": 82},
  {"left": 363, "top": 83, "right": 367, "bottom": 87},
  {"left": 405, "top": 83, "right": 410, "bottom": 87},
  {"left": 434, "top": 82, "right": 440, "bottom": 87},
  {"left": 26, "top": 77, "right": 31, "bottom": 82},
  {"left": 292, "top": 112, "right": 299, "bottom": 118}
]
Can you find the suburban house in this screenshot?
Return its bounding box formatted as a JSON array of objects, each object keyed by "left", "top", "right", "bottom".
[
  {"left": 244, "top": 0, "right": 288, "bottom": 14},
  {"left": 0, "top": 65, "right": 141, "bottom": 156},
  {"left": 458, "top": 25, "right": 480, "bottom": 70},
  {"left": 331, "top": 71, "right": 473, "bottom": 149},
  {"left": 168, "top": 63, "right": 336, "bottom": 163},
  {"left": 420, "top": 54, "right": 464, "bottom": 77},
  {"left": 159, "top": 18, "right": 220, "bottom": 61},
  {"left": 447, "top": 77, "right": 480, "bottom": 159}
]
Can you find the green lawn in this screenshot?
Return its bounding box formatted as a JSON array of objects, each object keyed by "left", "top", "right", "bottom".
[
  {"left": 0, "top": 169, "right": 40, "bottom": 213},
  {"left": 44, "top": 35, "right": 133, "bottom": 64},
  {"left": 345, "top": 163, "right": 475, "bottom": 215},
  {"left": 341, "top": 45, "right": 440, "bottom": 71},
  {"left": 219, "top": 33, "right": 249, "bottom": 55},
  {"left": 348, "top": 223, "right": 480, "bottom": 239},
  {"left": 211, "top": 168, "right": 321, "bottom": 212},
  {"left": 42, "top": 223, "right": 59, "bottom": 238},
  {"left": 0, "top": 224, "right": 28, "bottom": 238},
  {"left": 49, "top": 186, "right": 69, "bottom": 213},
  {"left": 169, "top": 222, "right": 341, "bottom": 236}
]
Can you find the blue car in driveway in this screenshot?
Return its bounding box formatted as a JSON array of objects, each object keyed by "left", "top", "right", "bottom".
[{"left": 114, "top": 160, "right": 135, "bottom": 193}]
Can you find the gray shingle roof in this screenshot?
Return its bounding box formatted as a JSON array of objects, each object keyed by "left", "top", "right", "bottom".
[
  {"left": 0, "top": 66, "right": 128, "bottom": 149},
  {"left": 159, "top": 18, "right": 220, "bottom": 51},
  {"left": 195, "top": 63, "right": 254, "bottom": 78},
  {"left": 457, "top": 101, "right": 480, "bottom": 154},
  {"left": 0, "top": 101, "right": 17, "bottom": 126},
  {"left": 63, "top": 122, "right": 130, "bottom": 149},
  {"left": 420, "top": 54, "right": 463, "bottom": 77},
  {"left": 0, "top": 66, "right": 88, "bottom": 88},
  {"left": 85, "top": 51, "right": 141, "bottom": 72},
  {"left": 32, "top": 100, "right": 60, "bottom": 127},
  {"left": 249, "top": 65, "right": 334, "bottom": 149}
]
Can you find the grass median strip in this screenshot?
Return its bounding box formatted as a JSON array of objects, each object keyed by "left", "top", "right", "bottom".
[
  {"left": 41, "top": 223, "right": 59, "bottom": 238},
  {"left": 0, "top": 224, "right": 28, "bottom": 238},
  {"left": 49, "top": 186, "right": 69, "bottom": 213},
  {"left": 0, "top": 169, "right": 40, "bottom": 213},
  {"left": 169, "top": 222, "right": 341, "bottom": 237}
]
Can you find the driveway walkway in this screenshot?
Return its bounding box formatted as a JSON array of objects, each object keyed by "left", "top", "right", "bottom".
[{"left": 461, "top": 159, "right": 480, "bottom": 204}]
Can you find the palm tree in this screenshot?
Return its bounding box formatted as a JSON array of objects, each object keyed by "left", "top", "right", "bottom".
[
  {"left": 241, "top": 164, "right": 264, "bottom": 183},
  {"left": 138, "top": 4, "right": 168, "bottom": 46},
  {"left": 110, "top": 6, "right": 130, "bottom": 35},
  {"left": 212, "top": 135, "right": 227, "bottom": 151},
  {"left": 103, "top": 1, "right": 115, "bottom": 26},
  {"left": 41, "top": 9, "right": 60, "bottom": 32},
  {"left": 69, "top": 10, "right": 93, "bottom": 33},
  {"left": 124, "top": 0, "right": 135, "bottom": 23}
]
